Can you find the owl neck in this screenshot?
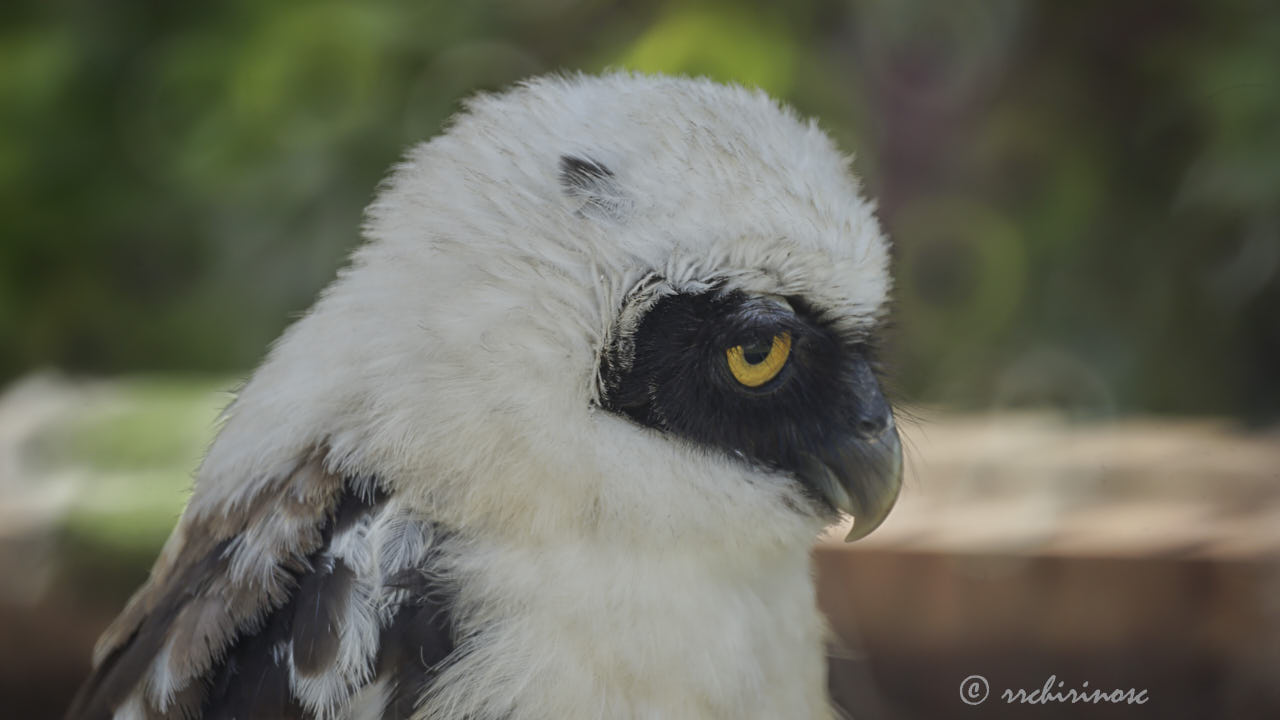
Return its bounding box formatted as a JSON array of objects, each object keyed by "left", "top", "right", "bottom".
[{"left": 423, "top": 532, "right": 835, "bottom": 720}]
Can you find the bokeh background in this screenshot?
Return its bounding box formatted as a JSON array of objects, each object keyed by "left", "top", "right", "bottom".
[{"left": 2, "top": 1, "right": 1278, "bottom": 718}]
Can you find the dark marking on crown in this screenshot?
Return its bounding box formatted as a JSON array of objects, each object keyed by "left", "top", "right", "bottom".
[
  {"left": 559, "top": 155, "right": 613, "bottom": 187},
  {"left": 558, "top": 155, "right": 631, "bottom": 221}
]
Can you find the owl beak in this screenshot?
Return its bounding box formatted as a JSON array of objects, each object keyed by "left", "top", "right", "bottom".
[
  {"left": 801, "top": 421, "right": 902, "bottom": 542},
  {"left": 796, "top": 346, "right": 903, "bottom": 543}
]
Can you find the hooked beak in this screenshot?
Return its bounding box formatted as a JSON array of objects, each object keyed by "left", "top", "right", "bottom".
[{"left": 800, "top": 420, "right": 902, "bottom": 541}]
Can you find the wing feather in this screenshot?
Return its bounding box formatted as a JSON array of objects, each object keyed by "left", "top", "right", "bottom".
[
  {"left": 64, "top": 454, "right": 451, "bottom": 720},
  {"left": 376, "top": 568, "right": 457, "bottom": 719}
]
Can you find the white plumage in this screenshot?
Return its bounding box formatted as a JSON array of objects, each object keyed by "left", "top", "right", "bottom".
[{"left": 68, "top": 72, "right": 898, "bottom": 720}]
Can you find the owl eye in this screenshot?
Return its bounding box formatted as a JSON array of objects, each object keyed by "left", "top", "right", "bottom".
[{"left": 725, "top": 332, "right": 792, "bottom": 387}]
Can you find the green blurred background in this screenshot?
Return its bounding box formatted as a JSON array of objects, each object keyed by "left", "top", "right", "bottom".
[
  {"left": 4, "top": 0, "right": 1277, "bottom": 420},
  {"left": 3, "top": 1, "right": 1280, "bottom": 718}
]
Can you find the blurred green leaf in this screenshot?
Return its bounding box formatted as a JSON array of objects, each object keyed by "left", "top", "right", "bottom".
[{"left": 617, "top": 4, "right": 798, "bottom": 95}]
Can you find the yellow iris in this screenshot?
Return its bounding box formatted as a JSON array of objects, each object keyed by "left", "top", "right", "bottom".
[{"left": 725, "top": 332, "right": 792, "bottom": 387}]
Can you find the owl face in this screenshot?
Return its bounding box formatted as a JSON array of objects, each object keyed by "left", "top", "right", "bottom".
[{"left": 598, "top": 276, "right": 901, "bottom": 540}]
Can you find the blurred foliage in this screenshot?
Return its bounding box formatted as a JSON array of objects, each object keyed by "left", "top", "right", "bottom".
[{"left": 1, "top": 0, "right": 1278, "bottom": 420}]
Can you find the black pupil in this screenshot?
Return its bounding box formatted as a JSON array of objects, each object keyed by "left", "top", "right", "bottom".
[{"left": 742, "top": 339, "right": 772, "bottom": 365}]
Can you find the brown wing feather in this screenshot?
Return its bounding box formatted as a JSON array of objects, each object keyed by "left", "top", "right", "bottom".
[{"left": 65, "top": 453, "right": 343, "bottom": 720}]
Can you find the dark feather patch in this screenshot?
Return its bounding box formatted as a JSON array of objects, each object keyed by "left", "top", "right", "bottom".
[
  {"left": 331, "top": 481, "right": 388, "bottom": 536},
  {"left": 290, "top": 557, "right": 355, "bottom": 676},
  {"left": 203, "top": 593, "right": 307, "bottom": 720},
  {"left": 559, "top": 154, "right": 612, "bottom": 185},
  {"left": 377, "top": 565, "right": 456, "bottom": 720},
  {"left": 558, "top": 154, "right": 630, "bottom": 220}
]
